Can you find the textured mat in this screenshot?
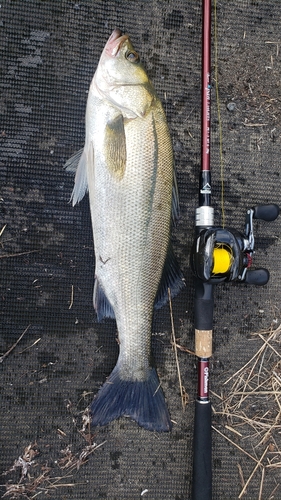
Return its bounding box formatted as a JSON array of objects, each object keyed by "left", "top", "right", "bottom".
[{"left": 1, "top": 1, "right": 280, "bottom": 499}]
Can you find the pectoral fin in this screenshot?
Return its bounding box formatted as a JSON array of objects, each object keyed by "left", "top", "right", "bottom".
[
  {"left": 64, "top": 148, "right": 89, "bottom": 205},
  {"left": 64, "top": 148, "right": 83, "bottom": 173},
  {"left": 104, "top": 115, "right": 126, "bottom": 180}
]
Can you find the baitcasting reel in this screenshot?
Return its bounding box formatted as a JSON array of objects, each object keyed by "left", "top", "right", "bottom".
[{"left": 191, "top": 204, "right": 280, "bottom": 285}]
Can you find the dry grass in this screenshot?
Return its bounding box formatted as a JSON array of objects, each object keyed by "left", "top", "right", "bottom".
[
  {"left": 1, "top": 410, "right": 106, "bottom": 499},
  {"left": 212, "top": 322, "right": 281, "bottom": 498},
  {"left": 0, "top": 224, "right": 38, "bottom": 259},
  {"left": 0, "top": 326, "right": 32, "bottom": 364}
]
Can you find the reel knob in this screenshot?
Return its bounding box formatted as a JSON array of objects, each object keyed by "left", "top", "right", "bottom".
[
  {"left": 244, "top": 268, "right": 269, "bottom": 286},
  {"left": 253, "top": 204, "right": 279, "bottom": 222}
]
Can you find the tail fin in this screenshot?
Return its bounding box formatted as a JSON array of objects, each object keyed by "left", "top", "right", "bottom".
[{"left": 90, "top": 366, "right": 172, "bottom": 432}]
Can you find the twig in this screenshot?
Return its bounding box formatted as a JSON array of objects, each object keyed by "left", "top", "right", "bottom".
[
  {"left": 243, "top": 122, "right": 267, "bottom": 127},
  {"left": 168, "top": 288, "right": 186, "bottom": 409},
  {"left": 225, "top": 425, "right": 242, "bottom": 437},
  {"left": 0, "top": 224, "right": 7, "bottom": 237},
  {"left": 268, "top": 483, "right": 280, "bottom": 499},
  {"left": 237, "top": 463, "right": 246, "bottom": 491},
  {"left": 238, "top": 446, "right": 269, "bottom": 498},
  {"left": 224, "top": 343, "right": 266, "bottom": 385},
  {"left": 0, "top": 325, "right": 30, "bottom": 363},
  {"left": 19, "top": 338, "right": 41, "bottom": 354},
  {"left": 258, "top": 332, "right": 281, "bottom": 359},
  {"left": 258, "top": 407, "right": 281, "bottom": 447},
  {"left": 175, "top": 343, "right": 195, "bottom": 355},
  {"left": 212, "top": 426, "right": 258, "bottom": 464},
  {"left": 0, "top": 250, "right": 39, "bottom": 259},
  {"left": 69, "top": 285, "right": 74, "bottom": 309},
  {"left": 232, "top": 391, "right": 281, "bottom": 396},
  {"left": 258, "top": 466, "right": 265, "bottom": 500}
]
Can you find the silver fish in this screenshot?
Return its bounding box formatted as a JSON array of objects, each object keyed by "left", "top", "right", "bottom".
[{"left": 65, "top": 29, "right": 184, "bottom": 431}]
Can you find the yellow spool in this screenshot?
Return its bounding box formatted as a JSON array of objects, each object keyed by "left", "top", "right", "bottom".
[{"left": 212, "top": 247, "right": 232, "bottom": 275}]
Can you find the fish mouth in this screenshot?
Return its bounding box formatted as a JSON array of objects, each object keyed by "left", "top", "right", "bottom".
[{"left": 105, "top": 28, "right": 129, "bottom": 57}]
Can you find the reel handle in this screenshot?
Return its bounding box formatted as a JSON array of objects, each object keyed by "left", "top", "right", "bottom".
[{"left": 253, "top": 204, "right": 279, "bottom": 222}]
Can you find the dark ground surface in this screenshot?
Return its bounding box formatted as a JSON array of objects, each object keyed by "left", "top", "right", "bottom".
[{"left": 0, "top": 1, "right": 281, "bottom": 499}]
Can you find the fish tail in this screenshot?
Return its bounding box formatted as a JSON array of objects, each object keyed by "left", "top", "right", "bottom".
[{"left": 90, "top": 366, "right": 172, "bottom": 432}]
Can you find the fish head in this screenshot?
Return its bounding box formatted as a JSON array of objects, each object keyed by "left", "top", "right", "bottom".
[
  {"left": 97, "top": 29, "right": 149, "bottom": 86},
  {"left": 93, "top": 29, "right": 154, "bottom": 118}
]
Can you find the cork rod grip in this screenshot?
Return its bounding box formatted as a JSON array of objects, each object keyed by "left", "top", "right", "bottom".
[{"left": 195, "top": 329, "right": 212, "bottom": 358}]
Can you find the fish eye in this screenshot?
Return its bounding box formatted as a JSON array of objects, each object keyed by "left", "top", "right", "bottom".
[{"left": 125, "top": 50, "right": 139, "bottom": 63}]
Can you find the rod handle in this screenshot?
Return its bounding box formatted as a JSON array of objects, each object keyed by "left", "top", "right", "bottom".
[
  {"left": 194, "top": 280, "right": 214, "bottom": 332},
  {"left": 191, "top": 400, "right": 212, "bottom": 500},
  {"left": 253, "top": 204, "right": 279, "bottom": 222}
]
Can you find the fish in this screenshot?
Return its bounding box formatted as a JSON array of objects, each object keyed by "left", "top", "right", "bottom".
[{"left": 65, "top": 29, "right": 184, "bottom": 432}]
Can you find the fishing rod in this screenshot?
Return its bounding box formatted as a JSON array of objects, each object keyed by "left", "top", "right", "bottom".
[{"left": 190, "top": 1, "right": 279, "bottom": 499}]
